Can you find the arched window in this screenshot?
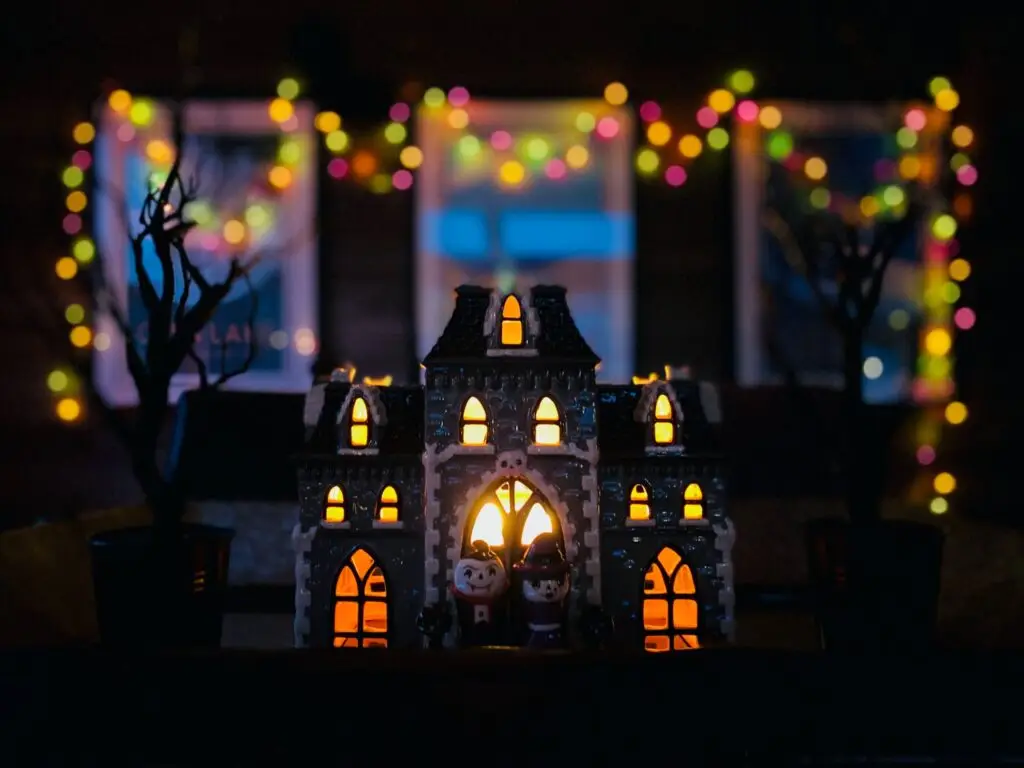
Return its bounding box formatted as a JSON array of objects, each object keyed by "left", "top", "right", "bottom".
[
  {"left": 460, "top": 396, "right": 489, "bottom": 446},
  {"left": 683, "top": 483, "right": 704, "bottom": 521},
  {"left": 334, "top": 548, "right": 389, "bottom": 648},
  {"left": 349, "top": 396, "right": 370, "bottom": 448},
  {"left": 533, "top": 396, "right": 561, "bottom": 446},
  {"left": 653, "top": 393, "right": 675, "bottom": 445},
  {"left": 324, "top": 485, "right": 346, "bottom": 523},
  {"left": 466, "top": 478, "right": 561, "bottom": 570},
  {"left": 377, "top": 485, "right": 400, "bottom": 523},
  {"left": 629, "top": 483, "right": 651, "bottom": 522},
  {"left": 500, "top": 295, "right": 523, "bottom": 346},
  {"left": 642, "top": 547, "right": 699, "bottom": 652}
]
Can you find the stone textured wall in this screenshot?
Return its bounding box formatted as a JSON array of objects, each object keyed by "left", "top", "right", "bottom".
[
  {"left": 297, "top": 460, "right": 424, "bottom": 649},
  {"left": 598, "top": 461, "right": 731, "bottom": 646},
  {"left": 186, "top": 501, "right": 298, "bottom": 585}
]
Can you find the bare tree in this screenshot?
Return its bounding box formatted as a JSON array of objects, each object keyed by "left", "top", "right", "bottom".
[{"left": 764, "top": 187, "right": 922, "bottom": 524}]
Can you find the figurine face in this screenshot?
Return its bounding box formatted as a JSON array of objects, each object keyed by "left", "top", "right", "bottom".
[
  {"left": 522, "top": 574, "right": 569, "bottom": 604},
  {"left": 453, "top": 556, "right": 508, "bottom": 599}
]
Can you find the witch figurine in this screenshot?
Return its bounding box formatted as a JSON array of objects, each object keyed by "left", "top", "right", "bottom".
[{"left": 514, "top": 533, "right": 570, "bottom": 650}]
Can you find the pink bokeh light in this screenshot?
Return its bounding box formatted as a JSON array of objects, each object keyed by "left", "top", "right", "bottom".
[
  {"left": 638, "top": 101, "right": 661, "bottom": 123},
  {"left": 956, "top": 164, "right": 978, "bottom": 186},
  {"left": 664, "top": 165, "right": 687, "bottom": 187},
  {"left": 447, "top": 87, "right": 470, "bottom": 107},
  {"left": 904, "top": 108, "right": 927, "bottom": 132},
  {"left": 954, "top": 307, "right": 976, "bottom": 330},
  {"left": 72, "top": 150, "right": 92, "bottom": 170},
  {"left": 916, "top": 445, "right": 936, "bottom": 466},
  {"left": 596, "top": 116, "right": 620, "bottom": 139},
  {"left": 490, "top": 130, "right": 513, "bottom": 150},
  {"left": 392, "top": 169, "right": 413, "bottom": 190},
  {"left": 545, "top": 159, "right": 567, "bottom": 180},
  {"left": 327, "top": 158, "right": 349, "bottom": 179},
  {"left": 735, "top": 100, "right": 759, "bottom": 122},
  {"left": 389, "top": 103, "right": 411, "bottom": 123},
  {"left": 696, "top": 107, "right": 718, "bottom": 129},
  {"left": 62, "top": 214, "right": 82, "bottom": 235}
]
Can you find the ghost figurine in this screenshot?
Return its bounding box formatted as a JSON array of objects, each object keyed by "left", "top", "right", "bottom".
[
  {"left": 449, "top": 540, "right": 509, "bottom": 647},
  {"left": 514, "top": 532, "right": 570, "bottom": 650}
]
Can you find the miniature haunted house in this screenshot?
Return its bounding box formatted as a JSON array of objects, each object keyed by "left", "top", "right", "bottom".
[{"left": 294, "top": 285, "right": 735, "bottom": 651}]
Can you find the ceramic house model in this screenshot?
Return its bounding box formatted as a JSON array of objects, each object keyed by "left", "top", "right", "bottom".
[{"left": 293, "top": 285, "right": 735, "bottom": 651}]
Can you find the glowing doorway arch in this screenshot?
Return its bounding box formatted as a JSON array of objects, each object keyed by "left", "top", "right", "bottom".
[{"left": 464, "top": 477, "right": 563, "bottom": 567}]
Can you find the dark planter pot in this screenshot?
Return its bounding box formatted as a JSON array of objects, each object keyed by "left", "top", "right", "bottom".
[
  {"left": 805, "top": 518, "right": 944, "bottom": 651},
  {"left": 89, "top": 523, "right": 234, "bottom": 648}
]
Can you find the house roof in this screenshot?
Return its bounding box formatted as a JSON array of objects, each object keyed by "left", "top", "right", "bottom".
[
  {"left": 596, "top": 379, "right": 722, "bottom": 458},
  {"left": 168, "top": 390, "right": 305, "bottom": 502},
  {"left": 423, "top": 284, "right": 600, "bottom": 366},
  {"left": 305, "top": 382, "right": 424, "bottom": 456}
]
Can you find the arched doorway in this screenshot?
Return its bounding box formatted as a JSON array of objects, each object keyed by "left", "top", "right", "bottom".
[
  {"left": 641, "top": 546, "right": 700, "bottom": 652},
  {"left": 333, "top": 547, "right": 389, "bottom": 648},
  {"left": 463, "top": 477, "right": 564, "bottom": 571}
]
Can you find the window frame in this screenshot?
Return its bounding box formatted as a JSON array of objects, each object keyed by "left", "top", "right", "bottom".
[
  {"left": 641, "top": 546, "right": 700, "bottom": 652},
  {"left": 532, "top": 395, "right": 563, "bottom": 446},
  {"left": 333, "top": 547, "right": 390, "bottom": 649}
]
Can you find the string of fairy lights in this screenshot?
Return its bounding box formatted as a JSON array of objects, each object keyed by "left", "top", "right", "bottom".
[{"left": 52, "top": 72, "right": 976, "bottom": 516}]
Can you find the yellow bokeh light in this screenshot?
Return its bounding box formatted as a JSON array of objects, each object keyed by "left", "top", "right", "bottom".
[
  {"left": 924, "top": 328, "right": 952, "bottom": 356},
  {"left": 384, "top": 122, "right": 407, "bottom": 144},
  {"left": 647, "top": 121, "right": 671, "bottom": 146},
  {"left": 315, "top": 111, "right": 342, "bottom": 134},
  {"left": 899, "top": 155, "right": 921, "bottom": 180},
  {"left": 804, "top": 157, "right": 828, "bottom": 181},
  {"left": 70, "top": 326, "right": 92, "bottom": 348},
  {"left": 129, "top": 100, "right": 154, "bottom": 127},
  {"left": 928, "top": 77, "right": 952, "bottom": 96},
  {"left": 145, "top": 139, "right": 173, "bottom": 165},
  {"left": 951, "top": 125, "right": 974, "bottom": 149},
  {"left": 72, "top": 122, "right": 95, "bottom": 144},
  {"left": 604, "top": 82, "right": 628, "bottom": 106},
  {"left": 268, "top": 98, "right": 294, "bottom": 124},
  {"left": 728, "top": 69, "right": 755, "bottom": 94},
  {"left": 73, "top": 238, "right": 95, "bottom": 264},
  {"left": 65, "top": 303, "right": 85, "bottom": 324},
  {"left": 635, "top": 148, "right": 659, "bottom": 174},
  {"left": 62, "top": 166, "right": 84, "bottom": 188},
  {"left": 499, "top": 160, "right": 526, "bottom": 186},
  {"left": 758, "top": 106, "right": 783, "bottom": 130},
  {"left": 447, "top": 109, "right": 469, "bottom": 130},
  {"left": 223, "top": 220, "right": 246, "bottom": 245},
  {"left": 325, "top": 130, "right": 349, "bottom": 153},
  {"left": 945, "top": 401, "right": 968, "bottom": 425},
  {"left": 859, "top": 196, "right": 880, "bottom": 218},
  {"left": 108, "top": 89, "right": 132, "bottom": 113},
  {"left": 268, "top": 165, "right": 293, "bottom": 190},
  {"left": 277, "top": 77, "right": 300, "bottom": 101},
  {"left": 56, "top": 398, "right": 81, "bottom": 423},
  {"left": 423, "top": 87, "right": 446, "bottom": 108},
  {"left": 929, "top": 497, "right": 949, "bottom": 515},
  {"left": 708, "top": 89, "right": 736, "bottom": 114},
  {"left": 678, "top": 134, "right": 702, "bottom": 158},
  {"left": 934, "top": 88, "right": 960, "bottom": 112},
  {"left": 949, "top": 258, "right": 971, "bottom": 281},
  {"left": 47, "top": 370, "right": 69, "bottom": 393},
  {"left": 565, "top": 145, "right": 589, "bottom": 169},
  {"left": 933, "top": 472, "right": 956, "bottom": 495},
  {"left": 66, "top": 191, "right": 87, "bottom": 213},
  {"left": 56, "top": 257, "right": 78, "bottom": 280},
  {"left": 400, "top": 145, "right": 424, "bottom": 169},
  {"left": 278, "top": 140, "right": 301, "bottom": 165}
]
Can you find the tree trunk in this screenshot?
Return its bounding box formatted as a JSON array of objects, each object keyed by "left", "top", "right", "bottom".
[
  {"left": 843, "top": 325, "right": 880, "bottom": 525},
  {"left": 131, "top": 383, "right": 184, "bottom": 533}
]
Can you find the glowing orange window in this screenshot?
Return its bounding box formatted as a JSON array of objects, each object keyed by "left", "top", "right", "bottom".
[
  {"left": 653, "top": 393, "right": 675, "bottom": 445},
  {"left": 683, "top": 483, "right": 704, "bottom": 521},
  {"left": 349, "top": 396, "right": 370, "bottom": 448},
  {"left": 324, "top": 485, "right": 346, "bottom": 523},
  {"left": 629, "top": 483, "right": 651, "bottom": 522},
  {"left": 533, "top": 396, "right": 561, "bottom": 446},
  {"left": 500, "top": 295, "right": 523, "bottom": 346},
  {"left": 461, "top": 396, "right": 489, "bottom": 446},
  {"left": 377, "top": 484, "right": 400, "bottom": 523},
  {"left": 334, "top": 548, "right": 389, "bottom": 649},
  {"left": 642, "top": 546, "right": 700, "bottom": 652}
]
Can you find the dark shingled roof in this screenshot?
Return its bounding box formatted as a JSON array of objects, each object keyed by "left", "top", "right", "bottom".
[
  {"left": 168, "top": 391, "right": 306, "bottom": 502},
  {"left": 305, "top": 383, "right": 424, "bottom": 456},
  {"left": 423, "top": 284, "right": 600, "bottom": 366},
  {"left": 596, "top": 379, "right": 722, "bottom": 458}
]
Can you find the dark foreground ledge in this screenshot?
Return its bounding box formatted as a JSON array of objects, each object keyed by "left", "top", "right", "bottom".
[{"left": 4, "top": 649, "right": 1023, "bottom": 764}]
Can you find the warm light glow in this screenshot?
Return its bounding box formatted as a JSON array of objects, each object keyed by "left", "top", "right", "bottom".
[
  {"left": 500, "top": 294, "right": 523, "bottom": 345},
  {"left": 378, "top": 485, "right": 399, "bottom": 523},
  {"left": 804, "top": 157, "right": 828, "bottom": 181},
  {"left": 325, "top": 485, "right": 346, "bottom": 523},
  {"left": 461, "top": 396, "right": 489, "bottom": 446},
  {"left": 56, "top": 398, "right": 81, "bottom": 423},
  {"left": 647, "top": 121, "right": 671, "bottom": 146},
  {"left": 498, "top": 160, "right": 525, "bottom": 186},
  {"left": 268, "top": 98, "right": 294, "bottom": 123},
  {"left": 520, "top": 503, "right": 554, "bottom": 547},
  {"left": 683, "top": 483, "right": 703, "bottom": 521},
  {"left": 315, "top": 111, "right": 341, "bottom": 133},
  {"left": 268, "top": 165, "right": 293, "bottom": 190},
  {"left": 400, "top": 145, "right": 424, "bottom": 169},
  {"left": 447, "top": 109, "right": 469, "bottom": 130},
  {"left": 325, "top": 130, "right": 350, "bottom": 153},
  {"left": 72, "top": 122, "right": 96, "bottom": 144},
  {"left": 69, "top": 326, "right": 92, "bottom": 348},
  {"left": 708, "top": 89, "right": 735, "bottom": 113},
  {"left": 604, "top": 82, "right": 628, "bottom": 106},
  {"left": 56, "top": 257, "right": 78, "bottom": 280},
  {"left": 678, "top": 134, "right": 702, "bottom": 158},
  {"left": 222, "top": 220, "right": 246, "bottom": 245},
  {"left": 629, "top": 483, "right": 651, "bottom": 522},
  {"left": 565, "top": 145, "right": 589, "bottom": 169},
  {"left": 470, "top": 502, "right": 505, "bottom": 548},
  {"left": 108, "top": 89, "right": 131, "bottom": 113},
  {"left": 758, "top": 105, "right": 783, "bottom": 130},
  {"left": 653, "top": 393, "right": 674, "bottom": 445},
  {"left": 951, "top": 125, "right": 974, "bottom": 149},
  {"left": 924, "top": 328, "right": 952, "bottom": 356},
  {"left": 352, "top": 151, "right": 377, "bottom": 178},
  {"left": 534, "top": 396, "right": 561, "bottom": 446},
  {"left": 949, "top": 258, "right": 971, "bottom": 282},
  {"left": 130, "top": 101, "right": 154, "bottom": 127},
  {"left": 934, "top": 88, "right": 960, "bottom": 112},
  {"left": 933, "top": 472, "right": 956, "bottom": 495},
  {"left": 350, "top": 396, "right": 369, "bottom": 448},
  {"left": 65, "top": 191, "right": 87, "bottom": 213},
  {"left": 945, "top": 401, "right": 968, "bottom": 425},
  {"left": 644, "top": 547, "right": 699, "bottom": 652}
]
